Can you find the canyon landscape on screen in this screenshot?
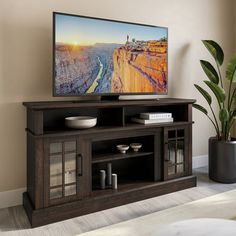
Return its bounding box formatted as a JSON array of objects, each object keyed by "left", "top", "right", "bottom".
[{"left": 55, "top": 14, "right": 168, "bottom": 95}]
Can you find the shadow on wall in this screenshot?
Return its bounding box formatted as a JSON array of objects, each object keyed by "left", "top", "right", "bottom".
[
  {"left": 168, "top": 43, "right": 191, "bottom": 97},
  {"left": 0, "top": 21, "right": 52, "bottom": 99}
]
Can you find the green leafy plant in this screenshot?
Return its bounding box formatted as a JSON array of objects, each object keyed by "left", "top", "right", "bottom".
[{"left": 193, "top": 40, "right": 236, "bottom": 141}]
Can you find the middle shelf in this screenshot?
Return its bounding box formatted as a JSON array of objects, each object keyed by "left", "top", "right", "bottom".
[{"left": 92, "top": 151, "right": 154, "bottom": 164}]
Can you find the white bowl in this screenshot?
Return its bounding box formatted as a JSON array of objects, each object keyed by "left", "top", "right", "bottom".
[
  {"left": 65, "top": 116, "right": 97, "bottom": 129},
  {"left": 117, "top": 144, "right": 129, "bottom": 154},
  {"left": 130, "top": 143, "right": 142, "bottom": 152}
]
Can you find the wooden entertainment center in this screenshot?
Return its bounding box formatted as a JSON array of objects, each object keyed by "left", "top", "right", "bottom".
[{"left": 23, "top": 98, "right": 196, "bottom": 227}]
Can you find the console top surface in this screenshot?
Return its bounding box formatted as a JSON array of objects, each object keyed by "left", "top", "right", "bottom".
[{"left": 23, "top": 98, "right": 196, "bottom": 110}]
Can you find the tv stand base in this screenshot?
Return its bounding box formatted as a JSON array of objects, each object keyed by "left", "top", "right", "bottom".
[{"left": 23, "top": 175, "right": 196, "bottom": 227}]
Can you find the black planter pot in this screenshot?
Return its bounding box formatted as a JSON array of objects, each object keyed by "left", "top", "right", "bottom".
[{"left": 209, "top": 137, "right": 236, "bottom": 183}]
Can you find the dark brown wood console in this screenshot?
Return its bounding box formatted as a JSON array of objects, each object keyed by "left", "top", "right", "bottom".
[{"left": 23, "top": 98, "right": 196, "bottom": 227}]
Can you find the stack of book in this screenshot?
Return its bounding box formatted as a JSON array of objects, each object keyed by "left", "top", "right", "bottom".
[{"left": 131, "top": 112, "right": 173, "bottom": 125}]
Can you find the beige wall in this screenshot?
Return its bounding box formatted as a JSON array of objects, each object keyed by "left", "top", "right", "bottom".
[
  {"left": 235, "top": 0, "right": 236, "bottom": 50},
  {"left": 0, "top": 0, "right": 235, "bottom": 192}
]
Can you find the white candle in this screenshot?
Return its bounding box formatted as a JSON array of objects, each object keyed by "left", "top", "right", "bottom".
[{"left": 112, "top": 173, "right": 117, "bottom": 190}]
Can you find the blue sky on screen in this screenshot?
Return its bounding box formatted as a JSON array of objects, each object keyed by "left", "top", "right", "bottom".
[{"left": 55, "top": 14, "right": 167, "bottom": 45}]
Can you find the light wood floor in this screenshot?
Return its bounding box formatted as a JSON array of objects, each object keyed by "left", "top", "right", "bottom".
[{"left": 1, "top": 167, "right": 236, "bottom": 236}]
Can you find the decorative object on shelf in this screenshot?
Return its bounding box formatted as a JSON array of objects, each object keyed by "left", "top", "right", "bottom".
[
  {"left": 116, "top": 144, "right": 129, "bottom": 154},
  {"left": 112, "top": 174, "right": 117, "bottom": 190},
  {"left": 193, "top": 40, "right": 236, "bottom": 183},
  {"left": 100, "top": 170, "right": 106, "bottom": 190},
  {"left": 107, "top": 163, "right": 112, "bottom": 186},
  {"left": 65, "top": 116, "right": 97, "bottom": 129},
  {"left": 130, "top": 143, "right": 142, "bottom": 152}
]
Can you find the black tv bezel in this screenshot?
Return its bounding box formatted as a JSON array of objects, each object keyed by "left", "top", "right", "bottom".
[{"left": 52, "top": 11, "right": 168, "bottom": 97}]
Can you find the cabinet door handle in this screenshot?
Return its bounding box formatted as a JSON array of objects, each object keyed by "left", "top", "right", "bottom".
[{"left": 77, "top": 154, "right": 83, "bottom": 176}]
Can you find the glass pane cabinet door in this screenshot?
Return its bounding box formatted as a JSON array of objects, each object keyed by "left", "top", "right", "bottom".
[
  {"left": 49, "top": 143, "right": 63, "bottom": 199},
  {"left": 64, "top": 141, "right": 76, "bottom": 197},
  {"left": 48, "top": 140, "right": 77, "bottom": 203},
  {"left": 167, "top": 141, "right": 176, "bottom": 175},
  {"left": 176, "top": 140, "right": 184, "bottom": 173},
  {"left": 165, "top": 127, "right": 187, "bottom": 179}
]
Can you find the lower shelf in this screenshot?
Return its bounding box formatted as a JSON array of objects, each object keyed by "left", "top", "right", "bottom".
[
  {"left": 92, "top": 179, "right": 156, "bottom": 197},
  {"left": 23, "top": 175, "right": 197, "bottom": 227}
]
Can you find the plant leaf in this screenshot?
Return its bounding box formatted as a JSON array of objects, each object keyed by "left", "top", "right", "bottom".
[
  {"left": 194, "top": 84, "right": 212, "bottom": 105},
  {"left": 200, "top": 60, "right": 219, "bottom": 84},
  {"left": 219, "top": 108, "right": 229, "bottom": 123},
  {"left": 204, "top": 80, "right": 226, "bottom": 105},
  {"left": 226, "top": 54, "right": 236, "bottom": 83},
  {"left": 233, "top": 89, "right": 236, "bottom": 104},
  {"left": 232, "top": 109, "right": 236, "bottom": 117},
  {"left": 193, "top": 103, "right": 208, "bottom": 115},
  {"left": 202, "top": 40, "right": 224, "bottom": 66}
]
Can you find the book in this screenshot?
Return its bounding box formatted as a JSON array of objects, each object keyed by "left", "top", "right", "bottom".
[
  {"left": 140, "top": 112, "right": 172, "bottom": 120},
  {"left": 132, "top": 117, "right": 173, "bottom": 124}
]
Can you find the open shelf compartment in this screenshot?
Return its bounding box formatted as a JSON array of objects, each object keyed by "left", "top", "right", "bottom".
[
  {"left": 91, "top": 135, "right": 156, "bottom": 192},
  {"left": 92, "top": 156, "right": 155, "bottom": 191},
  {"left": 43, "top": 107, "right": 124, "bottom": 133},
  {"left": 124, "top": 104, "right": 189, "bottom": 125}
]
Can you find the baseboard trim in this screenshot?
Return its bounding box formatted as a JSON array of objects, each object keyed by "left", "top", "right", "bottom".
[
  {"left": 0, "top": 155, "right": 208, "bottom": 209},
  {"left": 193, "top": 155, "right": 208, "bottom": 169},
  {"left": 0, "top": 188, "right": 26, "bottom": 209}
]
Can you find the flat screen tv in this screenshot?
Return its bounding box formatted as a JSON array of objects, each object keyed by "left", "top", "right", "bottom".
[{"left": 53, "top": 12, "right": 168, "bottom": 97}]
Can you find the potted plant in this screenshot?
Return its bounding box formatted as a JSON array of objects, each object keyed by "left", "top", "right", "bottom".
[{"left": 193, "top": 40, "right": 236, "bottom": 183}]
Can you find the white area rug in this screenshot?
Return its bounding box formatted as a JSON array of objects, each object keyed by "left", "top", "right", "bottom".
[
  {"left": 150, "top": 218, "right": 236, "bottom": 236},
  {"left": 78, "top": 189, "right": 236, "bottom": 236}
]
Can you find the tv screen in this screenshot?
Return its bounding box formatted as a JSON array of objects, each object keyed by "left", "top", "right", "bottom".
[{"left": 53, "top": 12, "right": 168, "bottom": 96}]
